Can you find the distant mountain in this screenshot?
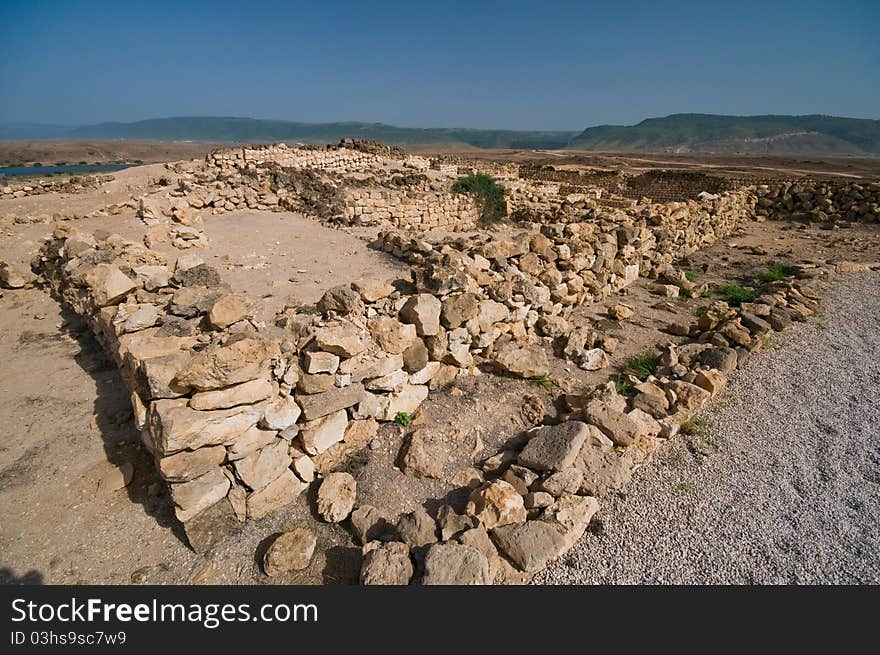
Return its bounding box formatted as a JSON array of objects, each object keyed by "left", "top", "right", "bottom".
[
  {"left": 567, "top": 114, "right": 880, "bottom": 154},
  {"left": 2, "top": 114, "right": 877, "bottom": 155},
  {"left": 64, "top": 117, "right": 576, "bottom": 149},
  {"left": 0, "top": 123, "right": 80, "bottom": 140}
]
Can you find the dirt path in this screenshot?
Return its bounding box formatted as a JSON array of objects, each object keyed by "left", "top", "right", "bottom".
[{"left": 536, "top": 272, "right": 880, "bottom": 584}]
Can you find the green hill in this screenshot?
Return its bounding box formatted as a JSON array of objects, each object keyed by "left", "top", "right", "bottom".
[
  {"left": 66, "top": 117, "right": 576, "bottom": 149},
  {"left": 567, "top": 114, "right": 880, "bottom": 154},
  {"left": 4, "top": 114, "right": 878, "bottom": 155}
]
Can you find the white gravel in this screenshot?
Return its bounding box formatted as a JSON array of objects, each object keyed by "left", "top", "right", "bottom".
[{"left": 537, "top": 272, "right": 880, "bottom": 584}]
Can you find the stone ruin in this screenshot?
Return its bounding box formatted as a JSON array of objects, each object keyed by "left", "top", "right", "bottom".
[
  {"left": 28, "top": 140, "right": 880, "bottom": 583},
  {"left": 1, "top": 173, "right": 113, "bottom": 199}
]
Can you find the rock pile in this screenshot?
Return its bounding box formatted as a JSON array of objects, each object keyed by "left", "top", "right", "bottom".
[
  {"left": 352, "top": 268, "right": 829, "bottom": 584},
  {"left": 373, "top": 188, "right": 752, "bottom": 374},
  {"left": 37, "top": 227, "right": 487, "bottom": 551},
  {"left": 1, "top": 174, "right": 112, "bottom": 199},
  {"left": 756, "top": 180, "right": 880, "bottom": 223}
]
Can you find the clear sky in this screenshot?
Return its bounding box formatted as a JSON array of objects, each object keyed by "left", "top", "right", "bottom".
[{"left": 1, "top": 0, "right": 877, "bottom": 130}]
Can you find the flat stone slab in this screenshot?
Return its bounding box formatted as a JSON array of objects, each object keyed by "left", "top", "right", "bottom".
[
  {"left": 491, "top": 520, "right": 567, "bottom": 572},
  {"left": 518, "top": 421, "right": 589, "bottom": 472}
]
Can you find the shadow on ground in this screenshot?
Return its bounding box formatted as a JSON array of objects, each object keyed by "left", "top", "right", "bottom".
[{"left": 63, "top": 307, "right": 190, "bottom": 549}]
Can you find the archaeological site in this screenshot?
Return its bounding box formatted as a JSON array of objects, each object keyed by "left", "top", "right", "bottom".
[{"left": 2, "top": 137, "right": 878, "bottom": 587}]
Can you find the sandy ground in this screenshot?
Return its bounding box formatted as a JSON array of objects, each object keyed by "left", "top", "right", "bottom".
[
  {"left": 410, "top": 146, "right": 880, "bottom": 181},
  {"left": 0, "top": 141, "right": 222, "bottom": 167},
  {"left": 1, "top": 159, "right": 879, "bottom": 585},
  {"left": 536, "top": 271, "right": 880, "bottom": 584}
]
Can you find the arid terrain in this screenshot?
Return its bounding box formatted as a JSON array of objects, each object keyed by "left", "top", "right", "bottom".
[
  {"left": 1, "top": 142, "right": 878, "bottom": 585},
  {"left": 0, "top": 141, "right": 223, "bottom": 168}
]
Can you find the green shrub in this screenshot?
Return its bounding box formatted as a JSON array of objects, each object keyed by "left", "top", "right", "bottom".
[
  {"left": 758, "top": 263, "right": 796, "bottom": 283},
  {"left": 684, "top": 270, "right": 699, "bottom": 283},
  {"left": 717, "top": 284, "right": 756, "bottom": 305},
  {"left": 394, "top": 411, "right": 412, "bottom": 427},
  {"left": 452, "top": 173, "right": 507, "bottom": 223},
  {"left": 530, "top": 373, "right": 557, "bottom": 392},
  {"left": 609, "top": 374, "right": 635, "bottom": 397},
  {"left": 623, "top": 351, "right": 660, "bottom": 381}
]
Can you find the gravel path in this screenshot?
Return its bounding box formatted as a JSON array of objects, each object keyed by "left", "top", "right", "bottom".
[{"left": 537, "top": 272, "right": 880, "bottom": 585}]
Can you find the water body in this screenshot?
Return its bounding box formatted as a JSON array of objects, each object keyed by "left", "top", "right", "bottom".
[{"left": 0, "top": 163, "right": 133, "bottom": 178}]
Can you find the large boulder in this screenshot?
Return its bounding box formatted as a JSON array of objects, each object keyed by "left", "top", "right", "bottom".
[
  {"left": 148, "top": 398, "right": 266, "bottom": 454},
  {"left": 401, "top": 429, "right": 447, "bottom": 479},
  {"left": 584, "top": 401, "right": 640, "bottom": 447},
  {"left": 441, "top": 293, "right": 478, "bottom": 328},
  {"left": 233, "top": 439, "right": 291, "bottom": 491},
  {"left": 317, "top": 285, "right": 363, "bottom": 315},
  {"left": 246, "top": 470, "right": 307, "bottom": 520},
  {"left": 208, "top": 294, "right": 249, "bottom": 329},
  {"left": 299, "top": 409, "right": 349, "bottom": 455},
  {"left": 360, "top": 541, "right": 413, "bottom": 585},
  {"left": 169, "top": 468, "right": 230, "bottom": 523},
  {"left": 465, "top": 480, "right": 527, "bottom": 530},
  {"left": 396, "top": 508, "right": 438, "bottom": 548},
  {"left": 174, "top": 338, "right": 280, "bottom": 391},
  {"left": 317, "top": 472, "right": 357, "bottom": 522},
  {"left": 494, "top": 344, "right": 549, "bottom": 379},
  {"left": 518, "top": 422, "right": 589, "bottom": 472},
  {"left": 315, "top": 324, "right": 371, "bottom": 357},
  {"left": 399, "top": 294, "right": 442, "bottom": 336},
  {"left": 263, "top": 528, "right": 317, "bottom": 576},
  {"left": 490, "top": 520, "right": 567, "bottom": 572},
  {"left": 367, "top": 317, "right": 416, "bottom": 355},
  {"left": 420, "top": 543, "right": 490, "bottom": 585},
  {"left": 83, "top": 264, "right": 136, "bottom": 306}
]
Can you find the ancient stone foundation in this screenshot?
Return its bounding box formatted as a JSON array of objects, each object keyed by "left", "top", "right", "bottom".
[
  {"left": 756, "top": 180, "right": 880, "bottom": 223},
  {"left": 1, "top": 174, "right": 112, "bottom": 199},
  {"left": 30, "top": 141, "right": 880, "bottom": 583}
]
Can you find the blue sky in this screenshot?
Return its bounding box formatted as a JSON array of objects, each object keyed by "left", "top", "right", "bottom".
[{"left": 1, "top": 0, "right": 877, "bottom": 129}]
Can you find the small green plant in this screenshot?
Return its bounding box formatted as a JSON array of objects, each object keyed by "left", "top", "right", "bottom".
[
  {"left": 623, "top": 351, "right": 660, "bottom": 381},
  {"left": 394, "top": 411, "right": 413, "bottom": 427},
  {"left": 761, "top": 334, "right": 779, "bottom": 350},
  {"left": 680, "top": 415, "right": 712, "bottom": 437},
  {"left": 609, "top": 374, "right": 636, "bottom": 398},
  {"left": 530, "top": 373, "right": 557, "bottom": 392},
  {"left": 452, "top": 173, "right": 507, "bottom": 223},
  {"left": 641, "top": 282, "right": 657, "bottom": 293},
  {"left": 296, "top": 305, "right": 316, "bottom": 315},
  {"left": 675, "top": 482, "right": 695, "bottom": 495},
  {"left": 717, "top": 284, "right": 756, "bottom": 306},
  {"left": 758, "top": 263, "right": 796, "bottom": 283},
  {"left": 684, "top": 270, "right": 699, "bottom": 283},
  {"left": 696, "top": 436, "right": 718, "bottom": 455}
]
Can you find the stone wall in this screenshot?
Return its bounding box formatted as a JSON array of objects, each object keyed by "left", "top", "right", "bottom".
[
  {"left": 1, "top": 174, "right": 112, "bottom": 199},
  {"left": 755, "top": 180, "right": 880, "bottom": 222},
  {"left": 210, "top": 144, "right": 385, "bottom": 175},
  {"left": 340, "top": 187, "right": 479, "bottom": 230},
  {"left": 35, "top": 227, "right": 487, "bottom": 552}
]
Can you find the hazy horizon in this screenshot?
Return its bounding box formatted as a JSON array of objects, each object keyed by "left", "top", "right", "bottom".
[{"left": 1, "top": 0, "right": 878, "bottom": 130}]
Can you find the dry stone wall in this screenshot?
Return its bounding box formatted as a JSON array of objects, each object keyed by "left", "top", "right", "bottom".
[
  {"left": 755, "top": 180, "right": 880, "bottom": 223},
  {"left": 30, "top": 141, "right": 879, "bottom": 582},
  {"left": 1, "top": 174, "right": 112, "bottom": 199},
  {"left": 341, "top": 187, "right": 479, "bottom": 230},
  {"left": 355, "top": 267, "right": 831, "bottom": 584},
  {"left": 35, "top": 226, "right": 490, "bottom": 552}
]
